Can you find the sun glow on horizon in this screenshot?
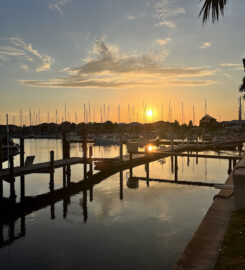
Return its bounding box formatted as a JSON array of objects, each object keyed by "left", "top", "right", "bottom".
[{"left": 146, "top": 109, "right": 153, "bottom": 117}]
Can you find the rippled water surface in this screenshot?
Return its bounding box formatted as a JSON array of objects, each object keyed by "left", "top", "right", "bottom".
[{"left": 0, "top": 139, "right": 235, "bottom": 269}]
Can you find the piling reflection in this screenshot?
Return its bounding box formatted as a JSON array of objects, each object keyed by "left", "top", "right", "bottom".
[{"left": 0, "top": 150, "right": 242, "bottom": 250}]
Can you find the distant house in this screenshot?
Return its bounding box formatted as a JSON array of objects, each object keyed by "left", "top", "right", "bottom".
[{"left": 199, "top": 114, "right": 218, "bottom": 129}]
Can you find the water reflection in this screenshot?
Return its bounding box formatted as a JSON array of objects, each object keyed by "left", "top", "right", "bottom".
[{"left": 0, "top": 139, "right": 241, "bottom": 270}]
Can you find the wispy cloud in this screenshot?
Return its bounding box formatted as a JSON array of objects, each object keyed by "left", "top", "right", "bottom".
[
  {"left": 155, "top": 20, "right": 176, "bottom": 28},
  {"left": 128, "top": 15, "right": 136, "bottom": 20},
  {"left": 48, "top": 0, "right": 71, "bottom": 15},
  {"left": 219, "top": 63, "right": 243, "bottom": 71},
  {"left": 1, "top": 37, "right": 55, "bottom": 71},
  {"left": 0, "top": 46, "right": 26, "bottom": 56},
  {"left": 156, "top": 38, "right": 171, "bottom": 46},
  {"left": 200, "top": 42, "right": 211, "bottom": 49},
  {"left": 21, "top": 38, "right": 216, "bottom": 88},
  {"left": 219, "top": 63, "right": 241, "bottom": 67},
  {"left": 19, "top": 64, "right": 29, "bottom": 71},
  {"left": 152, "top": 0, "right": 186, "bottom": 20},
  {"left": 151, "top": 0, "right": 185, "bottom": 29}
]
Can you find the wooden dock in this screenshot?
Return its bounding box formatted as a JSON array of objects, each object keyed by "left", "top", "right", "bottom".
[{"left": 0, "top": 157, "right": 88, "bottom": 182}]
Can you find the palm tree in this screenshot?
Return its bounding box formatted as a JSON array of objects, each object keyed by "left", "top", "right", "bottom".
[{"left": 199, "top": 0, "right": 228, "bottom": 23}]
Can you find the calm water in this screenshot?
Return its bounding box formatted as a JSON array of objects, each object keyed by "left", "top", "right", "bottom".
[{"left": 0, "top": 139, "right": 234, "bottom": 269}]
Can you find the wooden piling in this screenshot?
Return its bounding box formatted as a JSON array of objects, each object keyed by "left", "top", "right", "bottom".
[
  {"left": 129, "top": 153, "right": 133, "bottom": 177},
  {"left": 50, "top": 203, "right": 55, "bottom": 220},
  {"left": 228, "top": 158, "right": 232, "bottom": 175},
  {"left": 146, "top": 162, "right": 149, "bottom": 187},
  {"left": 20, "top": 137, "right": 25, "bottom": 200},
  {"left": 9, "top": 155, "right": 16, "bottom": 202},
  {"left": 175, "top": 155, "right": 178, "bottom": 181},
  {"left": 89, "top": 187, "right": 93, "bottom": 201},
  {"left": 49, "top": 151, "right": 54, "bottom": 192},
  {"left": 120, "top": 170, "right": 123, "bottom": 200},
  {"left": 89, "top": 146, "right": 93, "bottom": 176},
  {"left": 83, "top": 132, "right": 87, "bottom": 180},
  {"left": 20, "top": 137, "right": 24, "bottom": 167}
]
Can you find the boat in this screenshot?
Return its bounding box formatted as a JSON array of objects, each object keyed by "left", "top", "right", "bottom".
[{"left": 94, "top": 135, "right": 120, "bottom": 146}]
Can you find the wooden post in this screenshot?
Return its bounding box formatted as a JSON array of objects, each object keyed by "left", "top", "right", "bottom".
[
  {"left": 228, "top": 158, "right": 232, "bottom": 175},
  {"left": 233, "top": 158, "right": 236, "bottom": 169},
  {"left": 119, "top": 170, "right": 123, "bottom": 200},
  {"left": 20, "top": 137, "right": 25, "bottom": 200},
  {"left": 146, "top": 162, "right": 149, "bottom": 187},
  {"left": 9, "top": 155, "right": 16, "bottom": 202},
  {"left": 89, "top": 187, "right": 93, "bottom": 202},
  {"left": 67, "top": 165, "right": 71, "bottom": 185},
  {"left": 83, "top": 133, "right": 87, "bottom": 180},
  {"left": 129, "top": 152, "right": 133, "bottom": 177},
  {"left": 20, "top": 137, "right": 24, "bottom": 167},
  {"left": 49, "top": 151, "right": 54, "bottom": 192},
  {"left": 20, "top": 176, "right": 25, "bottom": 202},
  {"left": 187, "top": 152, "right": 190, "bottom": 167},
  {"left": 196, "top": 151, "right": 198, "bottom": 164},
  {"left": 50, "top": 203, "right": 55, "bottom": 220},
  {"left": 174, "top": 155, "right": 178, "bottom": 181},
  {"left": 89, "top": 145, "right": 93, "bottom": 176},
  {"left": 0, "top": 139, "right": 2, "bottom": 200}
]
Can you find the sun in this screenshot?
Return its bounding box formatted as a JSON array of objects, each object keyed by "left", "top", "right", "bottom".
[{"left": 146, "top": 109, "right": 153, "bottom": 117}]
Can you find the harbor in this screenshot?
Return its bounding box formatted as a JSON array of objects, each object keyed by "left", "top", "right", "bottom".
[{"left": 1, "top": 0, "right": 245, "bottom": 269}]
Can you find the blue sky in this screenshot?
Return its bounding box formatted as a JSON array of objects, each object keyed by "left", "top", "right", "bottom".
[{"left": 0, "top": 0, "right": 244, "bottom": 124}]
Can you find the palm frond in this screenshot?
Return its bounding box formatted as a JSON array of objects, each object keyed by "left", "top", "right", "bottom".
[{"left": 199, "top": 0, "right": 227, "bottom": 23}]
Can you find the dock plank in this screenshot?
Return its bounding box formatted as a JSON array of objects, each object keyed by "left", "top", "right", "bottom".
[{"left": 0, "top": 157, "right": 87, "bottom": 182}]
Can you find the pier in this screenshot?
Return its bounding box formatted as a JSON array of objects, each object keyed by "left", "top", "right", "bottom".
[{"left": 0, "top": 136, "right": 244, "bottom": 212}]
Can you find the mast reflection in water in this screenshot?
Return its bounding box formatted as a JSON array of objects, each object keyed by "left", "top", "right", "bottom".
[{"left": 0, "top": 139, "right": 233, "bottom": 270}]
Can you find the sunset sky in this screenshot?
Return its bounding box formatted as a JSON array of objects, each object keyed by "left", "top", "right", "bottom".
[{"left": 0, "top": 0, "right": 244, "bottom": 124}]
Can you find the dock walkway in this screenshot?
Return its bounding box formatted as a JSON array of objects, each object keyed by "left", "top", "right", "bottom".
[{"left": 0, "top": 157, "right": 87, "bottom": 182}]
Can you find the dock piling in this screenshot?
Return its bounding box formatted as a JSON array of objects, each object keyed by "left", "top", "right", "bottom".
[
  {"left": 129, "top": 153, "right": 133, "bottom": 177},
  {"left": 9, "top": 155, "right": 16, "bottom": 202},
  {"left": 146, "top": 162, "right": 149, "bottom": 187},
  {"left": 89, "top": 187, "right": 93, "bottom": 201},
  {"left": 228, "top": 158, "right": 232, "bottom": 175},
  {"left": 49, "top": 151, "right": 54, "bottom": 192},
  {"left": 175, "top": 155, "right": 178, "bottom": 181},
  {"left": 20, "top": 137, "right": 24, "bottom": 167},
  {"left": 89, "top": 146, "right": 93, "bottom": 176},
  {"left": 120, "top": 170, "right": 123, "bottom": 200},
  {"left": 83, "top": 132, "right": 87, "bottom": 180}
]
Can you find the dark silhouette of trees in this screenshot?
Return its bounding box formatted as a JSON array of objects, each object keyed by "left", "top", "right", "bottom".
[{"left": 200, "top": 0, "right": 227, "bottom": 23}]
